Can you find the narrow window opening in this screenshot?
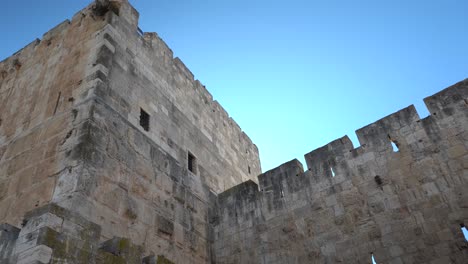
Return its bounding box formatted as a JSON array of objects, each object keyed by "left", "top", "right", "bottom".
[
  {"left": 188, "top": 152, "right": 197, "bottom": 174},
  {"left": 388, "top": 135, "right": 399, "bottom": 152},
  {"left": 461, "top": 224, "right": 468, "bottom": 241},
  {"left": 330, "top": 166, "right": 336, "bottom": 177},
  {"left": 372, "top": 254, "right": 378, "bottom": 264},
  {"left": 248, "top": 166, "right": 251, "bottom": 174},
  {"left": 139, "top": 108, "right": 150, "bottom": 131}
]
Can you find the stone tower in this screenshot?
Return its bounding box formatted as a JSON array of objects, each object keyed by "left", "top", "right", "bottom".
[
  {"left": 0, "top": 0, "right": 467, "bottom": 263},
  {"left": 0, "top": 0, "right": 260, "bottom": 263}
]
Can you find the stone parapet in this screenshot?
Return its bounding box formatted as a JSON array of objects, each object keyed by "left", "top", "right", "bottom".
[{"left": 213, "top": 80, "right": 468, "bottom": 263}]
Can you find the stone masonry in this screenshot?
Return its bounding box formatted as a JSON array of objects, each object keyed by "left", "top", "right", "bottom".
[
  {"left": 0, "top": 0, "right": 467, "bottom": 263},
  {"left": 212, "top": 82, "right": 468, "bottom": 264}
]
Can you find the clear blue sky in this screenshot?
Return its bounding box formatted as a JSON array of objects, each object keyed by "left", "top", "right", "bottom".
[{"left": 1, "top": 0, "right": 467, "bottom": 172}]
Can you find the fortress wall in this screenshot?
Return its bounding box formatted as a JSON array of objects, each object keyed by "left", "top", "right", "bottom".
[
  {"left": 31, "top": 1, "right": 258, "bottom": 262},
  {"left": 91, "top": 1, "right": 261, "bottom": 194},
  {"left": 1, "top": 1, "right": 466, "bottom": 263},
  {"left": 51, "top": 97, "right": 214, "bottom": 263},
  {"left": 212, "top": 80, "right": 468, "bottom": 264},
  {"left": 1, "top": 1, "right": 262, "bottom": 262},
  {"left": 0, "top": 2, "right": 111, "bottom": 227}
]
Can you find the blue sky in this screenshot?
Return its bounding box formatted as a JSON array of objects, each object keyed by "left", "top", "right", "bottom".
[{"left": 1, "top": 0, "right": 467, "bottom": 172}]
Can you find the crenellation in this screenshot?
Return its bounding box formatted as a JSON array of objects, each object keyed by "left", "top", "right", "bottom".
[
  {"left": 356, "top": 105, "right": 421, "bottom": 153},
  {"left": 213, "top": 80, "right": 467, "bottom": 263},
  {"left": 0, "top": 0, "right": 466, "bottom": 263},
  {"left": 174, "top": 57, "right": 195, "bottom": 81},
  {"left": 304, "top": 136, "right": 353, "bottom": 181},
  {"left": 424, "top": 79, "right": 468, "bottom": 116}
]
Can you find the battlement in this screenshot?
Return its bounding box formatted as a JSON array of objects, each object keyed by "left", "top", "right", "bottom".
[
  {"left": 218, "top": 79, "right": 467, "bottom": 205},
  {"left": 1, "top": 1, "right": 467, "bottom": 263},
  {"left": 1, "top": 1, "right": 263, "bottom": 262},
  {"left": 213, "top": 80, "right": 468, "bottom": 263}
]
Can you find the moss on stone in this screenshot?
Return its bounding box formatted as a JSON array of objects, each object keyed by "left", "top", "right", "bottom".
[
  {"left": 97, "top": 251, "right": 127, "bottom": 264},
  {"left": 157, "top": 255, "right": 174, "bottom": 264},
  {"left": 118, "top": 237, "right": 130, "bottom": 251}
]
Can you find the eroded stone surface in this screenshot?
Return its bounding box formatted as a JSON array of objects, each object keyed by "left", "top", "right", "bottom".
[
  {"left": 212, "top": 82, "right": 468, "bottom": 263},
  {"left": 0, "top": 0, "right": 467, "bottom": 263}
]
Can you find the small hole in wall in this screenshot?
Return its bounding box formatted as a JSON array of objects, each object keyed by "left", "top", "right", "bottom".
[
  {"left": 374, "top": 175, "right": 383, "bottom": 186},
  {"left": 391, "top": 141, "right": 399, "bottom": 152},
  {"left": 248, "top": 166, "right": 251, "bottom": 174},
  {"left": 461, "top": 224, "right": 468, "bottom": 241},
  {"left": 139, "top": 108, "right": 150, "bottom": 131},
  {"left": 372, "top": 253, "right": 378, "bottom": 264},
  {"left": 388, "top": 135, "right": 399, "bottom": 152}
]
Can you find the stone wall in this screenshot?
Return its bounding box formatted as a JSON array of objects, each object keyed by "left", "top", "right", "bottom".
[
  {"left": 95, "top": 0, "right": 261, "bottom": 193},
  {"left": 1, "top": 1, "right": 467, "bottom": 263},
  {"left": 212, "top": 80, "right": 468, "bottom": 264},
  {"left": 0, "top": 1, "right": 110, "bottom": 227},
  {"left": 1, "top": 0, "right": 260, "bottom": 263},
  {"left": 0, "top": 203, "right": 156, "bottom": 264}
]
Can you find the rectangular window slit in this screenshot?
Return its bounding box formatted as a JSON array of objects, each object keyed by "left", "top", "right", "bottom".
[
  {"left": 188, "top": 151, "right": 197, "bottom": 174},
  {"left": 248, "top": 166, "right": 251, "bottom": 174},
  {"left": 139, "top": 108, "right": 150, "bottom": 131}
]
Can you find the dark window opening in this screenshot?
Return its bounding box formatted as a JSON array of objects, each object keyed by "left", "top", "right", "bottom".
[
  {"left": 140, "top": 108, "right": 150, "bottom": 131},
  {"left": 248, "top": 166, "right": 251, "bottom": 174},
  {"left": 188, "top": 152, "right": 197, "bottom": 174},
  {"left": 461, "top": 224, "right": 468, "bottom": 241}
]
